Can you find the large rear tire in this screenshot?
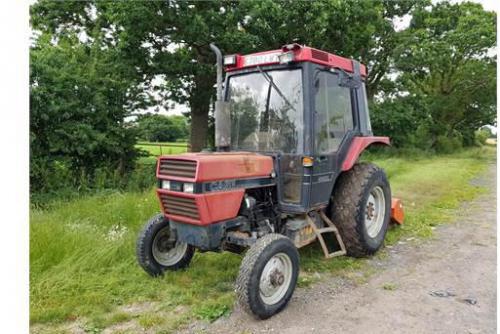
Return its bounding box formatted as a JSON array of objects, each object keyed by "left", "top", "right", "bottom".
[
  {"left": 136, "top": 213, "right": 195, "bottom": 276},
  {"left": 330, "top": 162, "right": 391, "bottom": 257},
  {"left": 235, "top": 234, "right": 299, "bottom": 319}
]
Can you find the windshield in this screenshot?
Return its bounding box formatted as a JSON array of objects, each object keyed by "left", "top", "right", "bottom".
[{"left": 228, "top": 69, "right": 304, "bottom": 153}]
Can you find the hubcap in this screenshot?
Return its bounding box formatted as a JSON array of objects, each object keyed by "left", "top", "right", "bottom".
[
  {"left": 259, "top": 253, "right": 293, "bottom": 305},
  {"left": 365, "top": 186, "right": 386, "bottom": 238},
  {"left": 152, "top": 227, "right": 188, "bottom": 266}
]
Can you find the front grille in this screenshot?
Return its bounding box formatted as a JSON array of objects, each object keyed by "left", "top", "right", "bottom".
[
  {"left": 311, "top": 49, "right": 329, "bottom": 62},
  {"left": 160, "top": 194, "right": 199, "bottom": 220},
  {"left": 159, "top": 159, "right": 197, "bottom": 179}
]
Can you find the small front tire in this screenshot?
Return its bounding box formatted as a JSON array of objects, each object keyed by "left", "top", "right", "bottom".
[
  {"left": 235, "top": 234, "right": 299, "bottom": 319},
  {"left": 136, "top": 213, "right": 195, "bottom": 276}
]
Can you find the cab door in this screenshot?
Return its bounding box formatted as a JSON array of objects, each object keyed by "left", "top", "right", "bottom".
[{"left": 310, "top": 70, "right": 355, "bottom": 207}]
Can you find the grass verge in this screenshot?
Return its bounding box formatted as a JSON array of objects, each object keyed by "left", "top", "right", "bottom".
[{"left": 30, "top": 147, "right": 495, "bottom": 332}]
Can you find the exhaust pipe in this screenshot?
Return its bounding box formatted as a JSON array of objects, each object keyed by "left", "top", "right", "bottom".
[{"left": 210, "top": 43, "right": 230, "bottom": 151}]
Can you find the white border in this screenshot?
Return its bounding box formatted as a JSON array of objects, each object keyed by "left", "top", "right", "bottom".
[{"left": 0, "top": 1, "right": 30, "bottom": 333}]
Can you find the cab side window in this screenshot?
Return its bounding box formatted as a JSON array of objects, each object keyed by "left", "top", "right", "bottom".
[{"left": 314, "top": 72, "right": 354, "bottom": 154}]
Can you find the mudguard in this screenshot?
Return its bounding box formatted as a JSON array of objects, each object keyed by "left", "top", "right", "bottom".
[{"left": 341, "top": 136, "right": 390, "bottom": 171}]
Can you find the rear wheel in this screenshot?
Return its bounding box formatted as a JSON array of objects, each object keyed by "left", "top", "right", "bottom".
[
  {"left": 235, "top": 234, "right": 299, "bottom": 319},
  {"left": 136, "top": 213, "right": 195, "bottom": 276},
  {"left": 330, "top": 162, "right": 391, "bottom": 257}
]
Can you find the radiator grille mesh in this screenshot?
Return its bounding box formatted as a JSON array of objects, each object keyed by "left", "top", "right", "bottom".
[
  {"left": 159, "top": 159, "right": 196, "bottom": 179},
  {"left": 160, "top": 193, "right": 199, "bottom": 220}
]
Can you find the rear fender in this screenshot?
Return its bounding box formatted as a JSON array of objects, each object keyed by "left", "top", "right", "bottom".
[
  {"left": 339, "top": 136, "right": 403, "bottom": 225},
  {"left": 341, "top": 136, "right": 390, "bottom": 171}
]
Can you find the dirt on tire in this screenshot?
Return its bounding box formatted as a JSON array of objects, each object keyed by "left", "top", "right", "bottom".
[{"left": 179, "top": 163, "right": 497, "bottom": 334}]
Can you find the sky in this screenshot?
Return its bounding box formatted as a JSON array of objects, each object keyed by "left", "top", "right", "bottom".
[
  {"left": 470, "top": 0, "right": 497, "bottom": 11},
  {"left": 394, "top": 0, "right": 497, "bottom": 31}
]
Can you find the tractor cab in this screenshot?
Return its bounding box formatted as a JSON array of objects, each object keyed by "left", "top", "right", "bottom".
[{"left": 220, "top": 44, "right": 386, "bottom": 213}]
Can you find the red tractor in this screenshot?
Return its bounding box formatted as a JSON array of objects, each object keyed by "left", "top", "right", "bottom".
[{"left": 136, "top": 43, "right": 404, "bottom": 319}]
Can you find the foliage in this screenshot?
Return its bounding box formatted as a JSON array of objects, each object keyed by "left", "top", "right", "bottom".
[
  {"left": 134, "top": 114, "right": 188, "bottom": 142},
  {"left": 370, "top": 96, "right": 428, "bottom": 148},
  {"left": 30, "top": 33, "right": 146, "bottom": 193},
  {"left": 475, "top": 128, "right": 493, "bottom": 145},
  {"left": 374, "top": 1, "right": 497, "bottom": 150}
]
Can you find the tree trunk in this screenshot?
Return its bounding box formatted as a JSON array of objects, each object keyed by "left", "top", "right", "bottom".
[
  {"left": 188, "top": 70, "right": 214, "bottom": 152},
  {"left": 189, "top": 104, "right": 210, "bottom": 152}
]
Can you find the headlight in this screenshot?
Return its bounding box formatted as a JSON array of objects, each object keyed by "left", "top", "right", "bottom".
[
  {"left": 161, "top": 180, "right": 171, "bottom": 190},
  {"left": 183, "top": 183, "right": 194, "bottom": 193}
]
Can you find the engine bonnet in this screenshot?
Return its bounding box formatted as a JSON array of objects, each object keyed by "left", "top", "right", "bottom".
[{"left": 156, "top": 152, "right": 274, "bottom": 182}]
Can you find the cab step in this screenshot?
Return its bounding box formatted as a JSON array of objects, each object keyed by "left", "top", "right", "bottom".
[{"left": 306, "top": 210, "right": 346, "bottom": 259}]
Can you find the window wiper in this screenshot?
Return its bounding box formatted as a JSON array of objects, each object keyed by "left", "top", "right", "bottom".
[{"left": 256, "top": 66, "right": 296, "bottom": 112}]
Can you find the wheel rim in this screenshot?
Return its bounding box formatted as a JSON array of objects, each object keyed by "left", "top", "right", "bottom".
[
  {"left": 152, "top": 227, "right": 188, "bottom": 266},
  {"left": 365, "top": 186, "right": 386, "bottom": 238},
  {"left": 259, "top": 252, "right": 293, "bottom": 305}
]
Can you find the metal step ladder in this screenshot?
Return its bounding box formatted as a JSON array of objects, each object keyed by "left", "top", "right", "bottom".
[{"left": 306, "top": 210, "right": 346, "bottom": 259}]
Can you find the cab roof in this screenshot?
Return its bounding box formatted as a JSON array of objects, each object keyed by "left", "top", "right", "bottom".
[{"left": 224, "top": 44, "right": 367, "bottom": 77}]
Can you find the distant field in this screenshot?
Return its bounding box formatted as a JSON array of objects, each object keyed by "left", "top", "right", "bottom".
[
  {"left": 486, "top": 138, "right": 496, "bottom": 145},
  {"left": 30, "top": 147, "right": 495, "bottom": 333},
  {"left": 136, "top": 142, "right": 188, "bottom": 163}
]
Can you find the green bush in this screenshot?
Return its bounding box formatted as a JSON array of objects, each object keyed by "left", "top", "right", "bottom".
[
  {"left": 435, "top": 133, "right": 463, "bottom": 154},
  {"left": 30, "top": 34, "right": 143, "bottom": 195},
  {"left": 30, "top": 162, "right": 157, "bottom": 208},
  {"left": 134, "top": 114, "right": 189, "bottom": 142},
  {"left": 475, "top": 128, "right": 492, "bottom": 146},
  {"left": 408, "top": 124, "right": 434, "bottom": 151}
]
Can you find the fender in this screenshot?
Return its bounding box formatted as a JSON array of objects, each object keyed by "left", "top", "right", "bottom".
[{"left": 341, "top": 136, "right": 390, "bottom": 171}]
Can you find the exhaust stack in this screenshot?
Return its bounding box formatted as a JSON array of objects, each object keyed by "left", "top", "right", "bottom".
[{"left": 209, "top": 43, "right": 231, "bottom": 151}]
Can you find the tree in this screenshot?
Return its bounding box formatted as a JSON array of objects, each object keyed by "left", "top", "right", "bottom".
[
  {"left": 135, "top": 114, "right": 188, "bottom": 142},
  {"left": 32, "top": 1, "right": 258, "bottom": 151},
  {"left": 387, "top": 1, "right": 496, "bottom": 149},
  {"left": 30, "top": 33, "right": 144, "bottom": 191}
]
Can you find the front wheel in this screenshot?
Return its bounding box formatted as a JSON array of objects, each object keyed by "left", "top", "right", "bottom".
[
  {"left": 235, "top": 234, "right": 299, "bottom": 319},
  {"left": 136, "top": 213, "right": 195, "bottom": 276}
]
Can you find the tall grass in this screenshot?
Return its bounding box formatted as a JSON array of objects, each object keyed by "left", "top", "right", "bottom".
[{"left": 30, "top": 147, "right": 495, "bottom": 331}]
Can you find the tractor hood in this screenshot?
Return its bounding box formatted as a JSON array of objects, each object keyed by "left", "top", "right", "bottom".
[{"left": 156, "top": 152, "right": 274, "bottom": 182}]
